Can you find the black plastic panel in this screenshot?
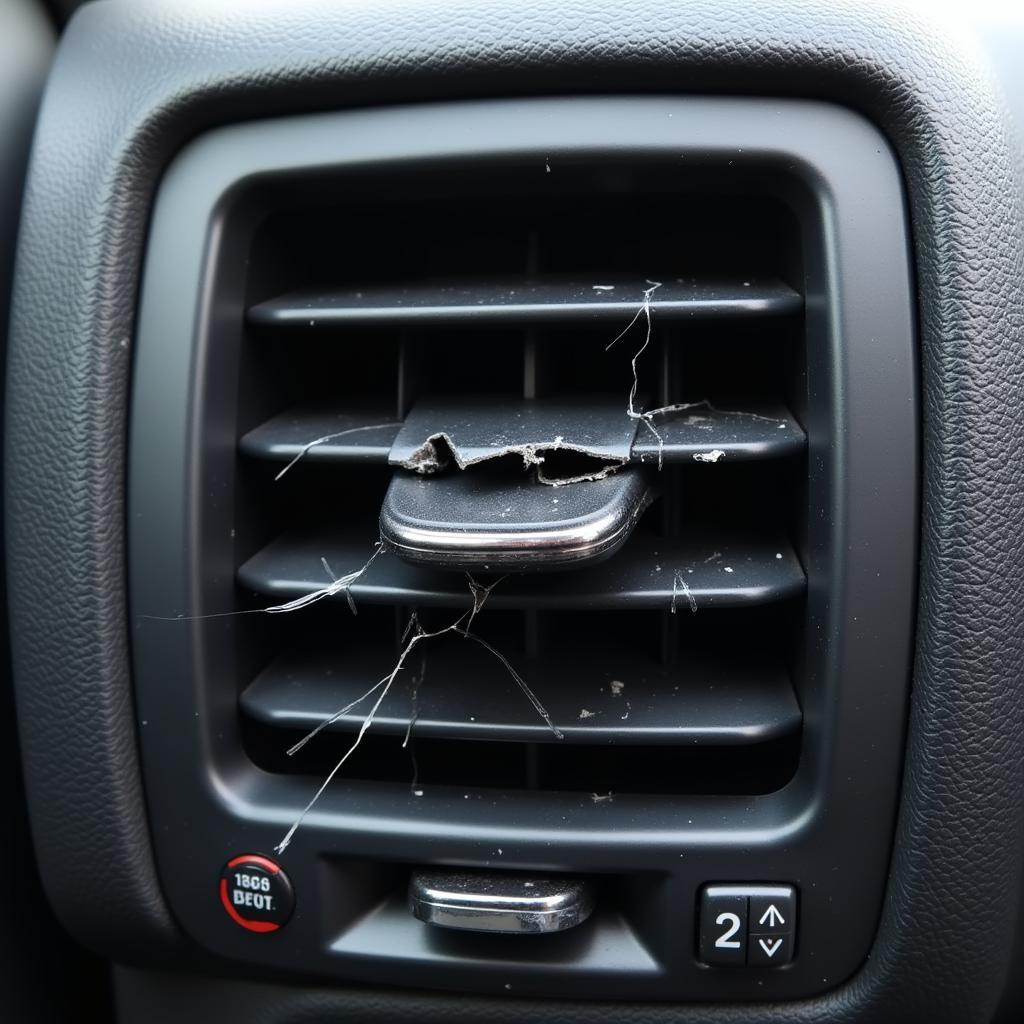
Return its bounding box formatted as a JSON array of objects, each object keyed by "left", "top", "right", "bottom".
[{"left": 128, "top": 98, "right": 916, "bottom": 1001}]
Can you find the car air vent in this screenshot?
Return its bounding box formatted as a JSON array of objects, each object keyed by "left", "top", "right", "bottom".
[
  {"left": 233, "top": 185, "right": 808, "bottom": 798},
  {"left": 129, "top": 98, "right": 916, "bottom": 1001}
]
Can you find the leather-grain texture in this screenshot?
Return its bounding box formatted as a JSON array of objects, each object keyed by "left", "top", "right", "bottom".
[
  {"left": 8, "top": 0, "right": 1024, "bottom": 1020},
  {"left": 0, "top": 1, "right": 115, "bottom": 1021}
]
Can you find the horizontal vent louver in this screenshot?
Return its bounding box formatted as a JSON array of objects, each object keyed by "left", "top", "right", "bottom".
[{"left": 234, "top": 190, "right": 808, "bottom": 796}]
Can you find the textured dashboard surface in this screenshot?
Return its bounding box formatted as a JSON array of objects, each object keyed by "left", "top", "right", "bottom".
[{"left": 7, "top": 0, "right": 1024, "bottom": 1020}]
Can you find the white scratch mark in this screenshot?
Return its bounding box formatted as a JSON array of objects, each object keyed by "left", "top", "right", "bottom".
[
  {"left": 274, "top": 422, "right": 398, "bottom": 481},
  {"left": 274, "top": 576, "right": 560, "bottom": 854},
  {"left": 265, "top": 544, "right": 382, "bottom": 615},
  {"left": 645, "top": 399, "right": 790, "bottom": 426},
  {"left": 148, "top": 541, "right": 385, "bottom": 623},
  {"left": 465, "top": 573, "right": 507, "bottom": 633},
  {"left": 693, "top": 449, "right": 726, "bottom": 463},
  {"left": 608, "top": 286, "right": 788, "bottom": 470},
  {"left": 671, "top": 570, "right": 698, "bottom": 613},
  {"left": 401, "top": 651, "right": 427, "bottom": 750},
  {"left": 605, "top": 279, "right": 662, "bottom": 421},
  {"left": 455, "top": 628, "right": 563, "bottom": 740}
]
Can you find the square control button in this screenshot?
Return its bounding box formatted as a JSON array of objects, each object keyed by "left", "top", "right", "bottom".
[
  {"left": 748, "top": 885, "right": 796, "bottom": 936},
  {"left": 698, "top": 886, "right": 748, "bottom": 966},
  {"left": 698, "top": 883, "right": 797, "bottom": 968}
]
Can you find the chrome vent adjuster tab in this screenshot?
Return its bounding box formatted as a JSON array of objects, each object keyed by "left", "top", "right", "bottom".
[{"left": 381, "top": 395, "right": 652, "bottom": 571}]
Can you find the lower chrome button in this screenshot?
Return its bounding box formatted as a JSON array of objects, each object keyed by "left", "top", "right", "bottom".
[{"left": 409, "top": 869, "right": 595, "bottom": 935}]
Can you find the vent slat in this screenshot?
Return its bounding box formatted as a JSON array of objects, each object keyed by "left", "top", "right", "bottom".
[
  {"left": 238, "top": 530, "right": 804, "bottom": 610},
  {"left": 632, "top": 403, "right": 805, "bottom": 461},
  {"left": 240, "top": 646, "right": 800, "bottom": 746},
  {"left": 241, "top": 401, "right": 804, "bottom": 466},
  {"left": 248, "top": 277, "right": 801, "bottom": 329},
  {"left": 239, "top": 403, "right": 400, "bottom": 463}
]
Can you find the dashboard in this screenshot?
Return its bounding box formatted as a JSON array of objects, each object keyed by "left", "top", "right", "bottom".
[{"left": 2, "top": 1, "right": 1024, "bottom": 1022}]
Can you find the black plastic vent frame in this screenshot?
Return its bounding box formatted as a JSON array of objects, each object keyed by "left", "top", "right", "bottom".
[{"left": 128, "top": 98, "right": 916, "bottom": 1002}]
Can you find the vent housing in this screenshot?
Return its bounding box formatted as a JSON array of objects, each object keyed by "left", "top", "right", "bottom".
[{"left": 129, "top": 98, "right": 916, "bottom": 1002}]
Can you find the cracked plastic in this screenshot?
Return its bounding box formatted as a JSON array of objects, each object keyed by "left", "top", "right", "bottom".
[{"left": 389, "top": 395, "right": 639, "bottom": 484}]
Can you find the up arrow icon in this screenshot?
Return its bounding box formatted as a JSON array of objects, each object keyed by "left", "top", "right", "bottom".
[{"left": 759, "top": 904, "right": 785, "bottom": 928}]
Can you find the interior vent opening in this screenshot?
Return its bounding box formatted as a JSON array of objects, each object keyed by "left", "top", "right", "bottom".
[{"left": 231, "top": 167, "right": 808, "bottom": 803}]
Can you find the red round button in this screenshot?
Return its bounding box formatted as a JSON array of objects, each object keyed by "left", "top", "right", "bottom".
[{"left": 219, "top": 854, "right": 294, "bottom": 933}]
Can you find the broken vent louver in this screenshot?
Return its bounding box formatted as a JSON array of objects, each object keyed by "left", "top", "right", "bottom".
[{"left": 234, "top": 190, "right": 808, "bottom": 796}]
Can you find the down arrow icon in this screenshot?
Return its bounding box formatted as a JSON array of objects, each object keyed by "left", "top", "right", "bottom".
[{"left": 758, "top": 937, "right": 783, "bottom": 958}]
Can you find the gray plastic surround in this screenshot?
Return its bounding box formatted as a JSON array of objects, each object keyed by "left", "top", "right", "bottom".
[{"left": 127, "top": 97, "right": 916, "bottom": 1000}]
